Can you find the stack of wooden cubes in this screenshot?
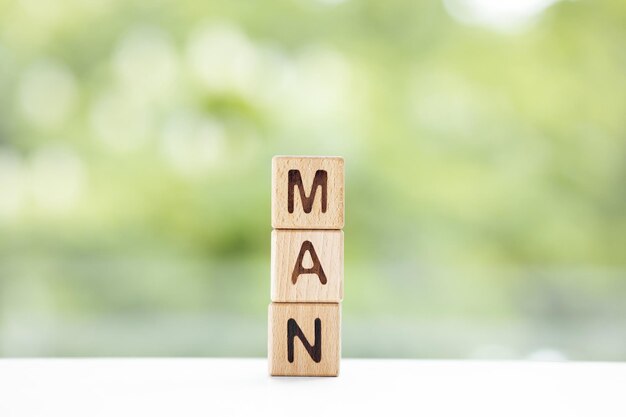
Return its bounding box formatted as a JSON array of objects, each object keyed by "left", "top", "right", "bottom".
[{"left": 269, "top": 156, "right": 344, "bottom": 377}]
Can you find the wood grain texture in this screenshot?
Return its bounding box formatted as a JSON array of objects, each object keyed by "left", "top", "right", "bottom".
[
  {"left": 268, "top": 303, "right": 341, "bottom": 376},
  {"left": 272, "top": 156, "right": 344, "bottom": 230},
  {"left": 271, "top": 230, "right": 343, "bottom": 303}
]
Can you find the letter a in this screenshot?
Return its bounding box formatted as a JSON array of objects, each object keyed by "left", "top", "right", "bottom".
[
  {"left": 287, "top": 169, "right": 327, "bottom": 213},
  {"left": 291, "top": 240, "right": 327, "bottom": 285},
  {"left": 287, "top": 318, "right": 322, "bottom": 363}
]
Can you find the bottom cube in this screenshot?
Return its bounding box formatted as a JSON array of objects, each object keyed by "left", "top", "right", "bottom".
[{"left": 268, "top": 302, "right": 341, "bottom": 376}]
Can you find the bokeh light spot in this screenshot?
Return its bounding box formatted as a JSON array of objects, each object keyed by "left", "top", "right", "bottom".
[{"left": 17, "top": 59, "right": 78, "bottom": 129}]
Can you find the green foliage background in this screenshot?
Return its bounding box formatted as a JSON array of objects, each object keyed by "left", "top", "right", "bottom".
[{"left": 0, "top": 0, "right": 624, "bottom": 358}]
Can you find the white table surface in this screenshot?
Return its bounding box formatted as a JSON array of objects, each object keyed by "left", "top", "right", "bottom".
[{"left": 1, "top": 358, "right": 624, "bottom": 417}]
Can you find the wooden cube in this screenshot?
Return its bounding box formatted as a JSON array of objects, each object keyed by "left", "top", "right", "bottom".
[
  {"left": 268, "top": 303, "right": 341, "bottom": 376},
  {"left": 272, "top": 156, "right": 344, "bottom": 230},
  {"left": 271, "top": 230, "right": 343, "bottom": 303}
]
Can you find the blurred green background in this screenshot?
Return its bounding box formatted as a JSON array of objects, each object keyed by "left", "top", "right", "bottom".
[{"left": 0, "top": 0, "right": 625, "bottom": 359}]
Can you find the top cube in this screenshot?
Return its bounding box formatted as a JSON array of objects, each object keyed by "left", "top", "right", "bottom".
[{"left": 272, "top": 156, "right": 344, "bottom": 229}]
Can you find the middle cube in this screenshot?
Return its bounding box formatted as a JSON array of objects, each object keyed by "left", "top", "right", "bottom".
[{"left": 271, "top": 230, "right": 344, "bottom": 303}]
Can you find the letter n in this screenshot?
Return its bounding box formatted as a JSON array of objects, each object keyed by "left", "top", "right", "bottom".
[
  {"left": 287, "top": 318, "right": 322, "bottom": 363},
  {"left": 288, "top": 169, "right": 327, "bottom": 214}
]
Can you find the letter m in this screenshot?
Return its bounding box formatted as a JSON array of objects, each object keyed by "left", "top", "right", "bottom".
[{"left": 288, "top": 170, "right": 327, "bottom": 214}]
